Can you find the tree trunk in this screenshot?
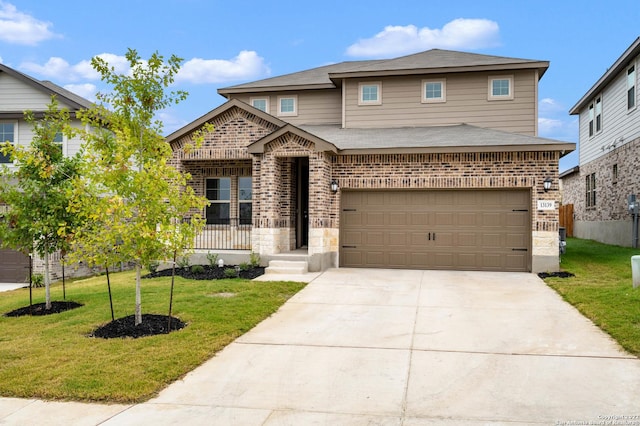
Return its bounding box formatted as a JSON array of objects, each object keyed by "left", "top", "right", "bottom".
[
  {"left": 135, "top": 263, "right": 142, "bottom": 325},
  {"left": 44, "top": 253, "right": 51, "bottom": 310}
]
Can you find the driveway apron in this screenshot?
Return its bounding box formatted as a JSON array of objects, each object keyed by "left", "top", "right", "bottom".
[{"left": 2, "top": 269, "right": 639, "bottom": 425}]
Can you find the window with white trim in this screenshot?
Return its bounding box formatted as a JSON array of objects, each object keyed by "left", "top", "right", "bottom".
[
  {"left": 358, "top": 82, "right": 382, "bottom": 105},
  {"left": 488, "top": 76, "right": 513, "bottom": 100},
  {"left": 54, "top": 131, "right": 64, "bottom": 156},
  {"left": 422, "top": 79, "right": 446, "bottom": 103},
  {"left": 585, "top": 173, "right": 596, "bottom": 209},
  {"left": 588, "top": 103, "right": 595, "bottom": 137},
  {"left": 0, "top": 122, "right": 15, "bottom": 163},
  {"left": 206, "top": 178, "right": 231, "bottom": 224},
  {"left": 238, "top": 177, "right": 252, "bottom": 225},
  {"left": 595, "top": 96, "right": 602, "bottom": 133},
  {"left": 628, "top": 65, "right": 636, "bottom": 110},
  {"left": 251, "top": 97, "right": 269, "bottom": 113},
  {"left": 277, "top": 95, "right": 297, "bottom": 116}
]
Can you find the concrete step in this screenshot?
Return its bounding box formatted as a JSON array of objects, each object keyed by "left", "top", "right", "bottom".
[{"left": 265, "top": 260, "right": 309, "bottom": 275}]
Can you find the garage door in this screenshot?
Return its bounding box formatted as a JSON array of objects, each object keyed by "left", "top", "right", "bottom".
[
  {"left": 340, "top": 190, "right": 531, "bottom": 272},
  {"left": 0, "top": 248, "right": 30, "bottom": 282}
]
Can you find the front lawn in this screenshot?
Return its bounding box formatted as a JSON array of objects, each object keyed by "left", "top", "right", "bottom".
[
  {"left": 0, "top": 270, "right": 305, "bottom": 403},
  {"left": 542, "top": 237, "right": 640, "bottom": 357}
]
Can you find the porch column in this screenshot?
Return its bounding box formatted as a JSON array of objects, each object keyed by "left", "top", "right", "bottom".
[{"left": 308, "top": 152, "right": 338, "bottom": 270}]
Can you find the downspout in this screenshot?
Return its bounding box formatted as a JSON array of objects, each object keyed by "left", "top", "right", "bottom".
[
  {"left": 534, "top": 69, "right": 539, "bottom": 136},
  {"left": 342, "top": 78, "right": 346, "bottom": 129}
]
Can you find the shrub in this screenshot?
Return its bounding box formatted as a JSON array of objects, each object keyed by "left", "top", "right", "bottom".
[
  {"left": 191, "top": 265, "right": 205, "bottom": 274},
  {"left": 223, "top": 268, "right": 238, "bottom": 278},
  {"left": 249, "top": 252, "right": 260, "bottom": 267},
  {"left": 147, "top": 260, "right": 159, "bottom": 273},
  {"left": 206, "top": 252, "right": 218, "bottom": 267},
  {"left": 32, "top": 273, "right": 44, "bottom": 288},
  {"left": 238, "top": 262, "right": 250, "bottom": 271},
  {"left": 177, "top": 257, "right": 190, "bottom": 270}
]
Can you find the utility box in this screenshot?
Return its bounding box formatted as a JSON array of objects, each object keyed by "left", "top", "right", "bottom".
[{"left": 632, "top": 255, "right": 640, "bottom": 288}]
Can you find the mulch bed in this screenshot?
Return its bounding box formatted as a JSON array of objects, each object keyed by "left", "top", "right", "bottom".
[
  {"left": 4, "top": 301, "right": 83, "bottom": 317},
  {"left": 144, "top": 265, "right": 265, "bottom": 280},
  {"left": 537, "top": 271, "right": 575, "bottom": 279},
  {"left": 91, "top": 314, "right": 186, "bottom": 339}
]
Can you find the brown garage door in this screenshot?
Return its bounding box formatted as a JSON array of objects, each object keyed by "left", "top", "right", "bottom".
[
  {"left": 0, "top": 248, "right": 30, "bottom": 282},
  {"left": 340, "top": 189, "right": 531, "bottom": 272}
]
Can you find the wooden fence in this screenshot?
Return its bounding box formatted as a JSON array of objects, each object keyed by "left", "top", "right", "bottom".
[{"left": 559, "top": 204, "right": 574, "bottom": 237}]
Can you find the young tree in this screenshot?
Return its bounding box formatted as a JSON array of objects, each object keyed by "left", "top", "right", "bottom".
[
  {"left": 69, "top": 49, "right": 206, "bottom": 325},
  {"left": 0, "top": 97, "right": 82, "bottom": 310}
]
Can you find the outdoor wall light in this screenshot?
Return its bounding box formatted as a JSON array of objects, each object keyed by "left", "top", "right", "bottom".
[
  {"left": 330, "top": 179, "right": 339, "bottom": 193},
  {"left": 543, "top": 177, "right": 552, "bottom": 192}
]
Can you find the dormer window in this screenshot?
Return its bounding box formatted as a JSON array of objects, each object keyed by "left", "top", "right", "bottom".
[
  {"left": 251, "top": 97, "right": 269, "bottom": 113},
  {"left": 358, "top": 82, "right": 382, "bottom": 105},
  {"left": 422, "top": 80, "right": 446, "bottom": 103},
  {"left": 488, "top": 76, "right": 513, "bottom": 100}
]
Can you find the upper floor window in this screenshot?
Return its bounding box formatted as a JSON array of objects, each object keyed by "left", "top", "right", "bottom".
[
  {"left": 588, "top": 96, "right": 603, "bottom": 137},
  {"left": 277, "top": 95, "right": 298, "bottom": 116},
  {"left": 0, "top": 122, "right": 15, "bottom": 163},
  {"left": 238, "top": 177, "right": 252, "bottom": 225},
  {"left": 358, "top": 82, "right": 382, "bottom": 105},
  {"left": 206, "top": 177, "right": 231, "bottom": 225},
  {"left": 628, "top": 65, "right": 636, "bottom": 110},
  {"left": 422, "top": 79, "right": 446, "bottom": 103},
  {"left": 251, "top": 97, "right": 269, "bottom": 113},
  {"left": 488, "top": 76, "right": 513, "bottom": 100}
]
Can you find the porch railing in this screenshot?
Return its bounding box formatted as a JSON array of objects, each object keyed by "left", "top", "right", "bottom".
[{"left": 193, "top": 219, "right": 252, "bottom": 250}]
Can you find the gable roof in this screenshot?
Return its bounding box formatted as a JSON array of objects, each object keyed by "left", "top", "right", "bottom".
[
  {"left": 0, "top": 63, "right": 93, "bottom": 112},
  {"left": 165, "top": 98, "right": 287, "bottom": 144},
  {"left": 218, "top": 49, "right": 549, "bottom": 96},
  {"left": 570, "top": 36, "right": 640, "bottom": 115}
]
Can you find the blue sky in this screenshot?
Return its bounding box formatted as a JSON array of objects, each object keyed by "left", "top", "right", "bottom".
[{"left": 1, "top": 0, "right": 638, "bottom": 172}]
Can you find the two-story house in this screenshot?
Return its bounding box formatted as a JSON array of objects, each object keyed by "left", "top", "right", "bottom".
[
  {"left": 167, "top": 49, "right": 574, "bottom": 273},
  {"left": 561, "top": 37, "right": 640, "bottom": 246},
  {"left": 0, "top": 63, "right": 93, "bottom": 283}
]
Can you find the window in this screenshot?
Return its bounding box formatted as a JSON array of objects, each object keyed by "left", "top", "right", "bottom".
[
  {"left": 595, "top": 96, "right": 602, "bottom": 133},
  {"left": 588, "top": 103, "right": 594, "bottom": 137},
  {"left": 238, "top": 177, "right": 252, "bottom": 225},
  {"left": 277, "top": 95, "right": 297, "bottom": 116},
  {"left": 628, "top": 65, "right": 636, "bottom": 110},
  {"left": 488, "top": 76, "right": 513, "bottom": 100},
  {"left": 585, "top": 173, "right": 596, "bottom": 209},
  {"left": 358, "top": 82, "right": 382, "bottom": 105},
  {"left": 53, "top": 131, "right": 64, "bottom": 155},
  {"left": 422, "top": 79, "right": 446, "bottom": 103},
  {"left": 206, "top": 178, "right": 230, "bottom": 224},
  {"left": 613, "top": 164, "right": 618, "bottom": 184},
  {"left": 251, "top": 97, "right": 269, "bottom": 113},
  {"left": 0, "top": 123, "right": 15, "bottom": 163}
]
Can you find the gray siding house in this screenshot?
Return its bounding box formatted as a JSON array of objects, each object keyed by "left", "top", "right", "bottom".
[
  {"left": 0, "top": 63, "right": 93, "bottom": 283},
  {"left": 562, "top": 37, "right": 640, "bottom": 246},
  {"left": 168, "top": 49, "right": 574, "bottom": 273}
]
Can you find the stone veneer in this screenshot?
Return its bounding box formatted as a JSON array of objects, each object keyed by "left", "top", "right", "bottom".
[{"left": 562, "top": 136, "right": 640, "bottom": 246}]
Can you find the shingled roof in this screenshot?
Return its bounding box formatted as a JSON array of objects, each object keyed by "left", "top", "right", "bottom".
[{"left": 218, "top": 49, "right": 549, "bottom": 96}]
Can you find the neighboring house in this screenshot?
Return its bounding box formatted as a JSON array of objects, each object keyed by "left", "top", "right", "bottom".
[
  {"left": 0, "top": 63, "right": 93, "bottom": 283},
  {"left": 167, "top": 49, "right": 574, "bottom": 273},
  {"left": 562, "top": 37, "right": 640, "bottom": 246}
]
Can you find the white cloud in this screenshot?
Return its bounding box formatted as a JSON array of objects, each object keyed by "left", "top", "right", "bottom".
[
  {"left": 20, "top": 54, "right": 133, "bottom": 81},
  {"left": 64, "top": 83, "right": 98, "bottom": 101},
  {"left": 538, "top": 116, "right": 578, "bottom": 142},
  {"left": 0, "top": 1, "right": 60, "bottom": 45},
  {"left": 346, "top": 19, "right": 500, "bottom": 58},
  {"left": 176, "top": 50, "right": 270, "bottom": 84}
]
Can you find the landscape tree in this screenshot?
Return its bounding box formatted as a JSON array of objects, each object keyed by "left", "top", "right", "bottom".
[
  {"left": 0, "top": 97, "right": 82, "bottom": 310},
  {"left": 68, "top": 49, "right": 207, "bottom": 325}
]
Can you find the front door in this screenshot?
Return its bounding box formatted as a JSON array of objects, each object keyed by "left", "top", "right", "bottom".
[{"left": 296, "top": 158, "right": 309, "bottom": 248}]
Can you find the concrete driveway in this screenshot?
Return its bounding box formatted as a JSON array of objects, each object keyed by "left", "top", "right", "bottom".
[{"left": 2, "top": 269, "right": 640, "bottom": 425}]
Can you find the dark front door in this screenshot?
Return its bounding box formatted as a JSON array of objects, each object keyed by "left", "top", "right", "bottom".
[{"left": 296, "top": 158, "right": 309, "bottom": 248}]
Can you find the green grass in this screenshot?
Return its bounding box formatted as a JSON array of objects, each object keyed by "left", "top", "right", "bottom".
[
  {"left": 0, "top": 271, "right": 305, "bottom": 403},
  {"left": 543, "top": 237, "right": 640, "bottom": 356}
]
